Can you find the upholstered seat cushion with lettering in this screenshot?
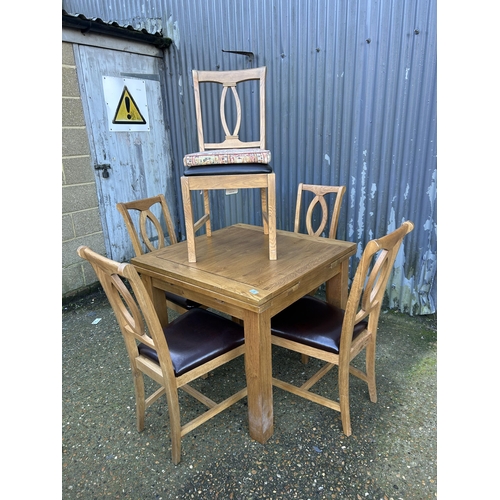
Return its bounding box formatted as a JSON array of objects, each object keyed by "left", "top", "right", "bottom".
[
  {"left": 271, "top": 295, "right": 368, "bottom": 354},
  {"left": 183, "top": 148, "right": 271, "bottom": 167}
]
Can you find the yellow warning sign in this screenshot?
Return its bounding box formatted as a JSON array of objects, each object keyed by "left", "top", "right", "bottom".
[{"left": 113, "top": 86, "right": 146, "bottom": 124}]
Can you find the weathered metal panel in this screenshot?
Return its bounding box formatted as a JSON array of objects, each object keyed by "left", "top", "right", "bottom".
[{"left": 63, "top": 0, "right": 437, "bottom": 315}]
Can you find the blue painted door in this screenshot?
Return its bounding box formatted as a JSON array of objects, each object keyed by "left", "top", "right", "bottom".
[{"left": 74, "top": 42, "right": 176, "bottom": 262}]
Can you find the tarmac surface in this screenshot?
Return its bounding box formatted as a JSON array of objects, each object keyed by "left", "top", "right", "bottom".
[{"left": 62, "top": 287, "right": 437, "bottom": 499}]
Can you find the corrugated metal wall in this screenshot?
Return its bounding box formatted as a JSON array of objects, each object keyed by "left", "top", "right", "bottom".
[{"left": 63, "top": 0, "right": 437, "bottom": 315}]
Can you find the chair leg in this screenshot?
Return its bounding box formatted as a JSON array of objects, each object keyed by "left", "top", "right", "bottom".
[
  {"left": 132, "top": 369, "right": 146, "bottom": 432},
  {"left": 338, "top": 363, "right": 352, "bottom": 436},
  {"left": 166, "top": 391, "right": 183, "bottom": 465},
  {"left": 181, "top": 177, "right": 197, "bottom": 263},
  {"left": 267, "top": 173, "right": 277, "bottom": 260},
  {"left": 203, "top": 190, "right": 211, "bottom": 237},
  {"left": 365, "top": 341, "right": 377, "bottom": 403},
  {"left": 260, "top": 188, "right": 269, "bottom": 234}
]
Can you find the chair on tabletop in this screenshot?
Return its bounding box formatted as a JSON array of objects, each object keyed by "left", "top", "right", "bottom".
[
  {"left": 77, "top": 246, "right": 247, "bottom": 465},
  {"left": 270, "top": 221, "right": 414, "bottom": 436},
  {"left": 116, "top": 194, "right": 202, "bottom": 317},
  {"left": 181, "top": 66, "right": 276, "bottom": 263}
]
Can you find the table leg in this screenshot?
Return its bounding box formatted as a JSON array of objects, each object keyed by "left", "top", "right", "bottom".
[
  {"left": 243, "top": 308, "right": 274, "bottom": 443},
  {"left": 325, "top": 259, "right": 349, "bottom": 309}
]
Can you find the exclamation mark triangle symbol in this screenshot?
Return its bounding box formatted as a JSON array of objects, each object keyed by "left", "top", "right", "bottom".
[{"left": 113, "top": 86, "right": 146, "bottom": 124}]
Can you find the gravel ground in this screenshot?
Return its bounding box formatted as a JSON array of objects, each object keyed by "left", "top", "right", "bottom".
[{"left": 62, "top": 288, "right": 437, "bottom": 499}]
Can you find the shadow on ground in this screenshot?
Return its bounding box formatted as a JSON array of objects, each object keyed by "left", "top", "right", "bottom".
[{"left": 62, "top": 288, "right": 436, "bottom": 499}]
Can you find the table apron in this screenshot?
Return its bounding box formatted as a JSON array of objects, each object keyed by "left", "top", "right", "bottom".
[
  {"left": 268, "top": 262, "right": 342, "bottom": 316},
  {"left": 140, "top": 258, "right": 343, "bottom": 320}
]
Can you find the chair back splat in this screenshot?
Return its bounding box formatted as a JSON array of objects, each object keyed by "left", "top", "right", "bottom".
[
  {"left": 77, "top": 246, "right": 247, "bottom": 465},
  {"left": 181, "top": 67, "right": 276, "bottom": 263},
  {"left": 294, "top": 183, "right": 346, "bottom": 239},
  {"left": 270, "top": 221, "right": 414, "bottom": 436},
  {"left": 116, "top": 194, "right": 178, "bottom": 255},
  {"left": 293, "top": 183, "right": 347, "bottom": 306},
  {"left": 116, "top": 194, "right": 201, "bottom": 315}
]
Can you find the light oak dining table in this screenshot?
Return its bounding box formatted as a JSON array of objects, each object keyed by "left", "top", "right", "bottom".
[{"left": 131, "top": 223, "right": 357, "bottom": 444}]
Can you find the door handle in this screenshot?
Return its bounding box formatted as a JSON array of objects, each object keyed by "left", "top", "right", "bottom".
[{"left": 94, "top": 164, "right": 111, "bottom": 178}]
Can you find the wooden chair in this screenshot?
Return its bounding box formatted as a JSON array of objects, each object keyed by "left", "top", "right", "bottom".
[
  {"left": 116, "top": 194, "right": 202, "bottom": 316},
  {"left": 294, "top": 183, "right": 346, "bottom": 239},
  {"left": 295, "top": 183, "right": 346, "bottom": 296},
  {"left": 270, "top": 221, "right": 414, "bottom": 436},
  {"left": 294, "top": 183, "right": 347, "bottom": 368},
  {"left": 77, "top": 246, "right": 247, "bottom": 465},
  {"left": 181, "top": 67, "right": 276, "bottom": 263}
]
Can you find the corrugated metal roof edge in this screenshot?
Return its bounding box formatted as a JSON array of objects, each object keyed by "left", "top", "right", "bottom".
[{"left": 62, "top": 10, "right": 172, "bottom": 50}]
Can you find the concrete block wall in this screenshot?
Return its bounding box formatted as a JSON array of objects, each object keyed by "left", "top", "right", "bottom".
[{"left": 62, "top": 41, "right": 105, "bottom": 299}]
